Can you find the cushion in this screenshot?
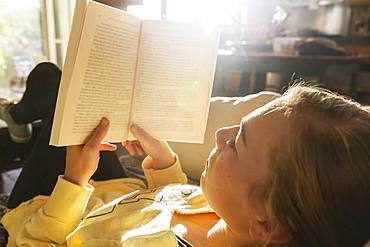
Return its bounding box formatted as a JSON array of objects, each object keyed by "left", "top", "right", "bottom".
[{"left": 168, "top": 91, "right": 280, "bottom": 181}]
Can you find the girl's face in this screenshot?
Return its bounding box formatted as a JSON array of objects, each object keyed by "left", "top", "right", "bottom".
[{"left": 200, "top": 99, "right": 287, "bottom": 235}]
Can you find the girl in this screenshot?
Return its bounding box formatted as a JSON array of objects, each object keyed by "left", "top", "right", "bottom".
[{"left": 0, "top": 62, "right": 369, "bottom": 246}]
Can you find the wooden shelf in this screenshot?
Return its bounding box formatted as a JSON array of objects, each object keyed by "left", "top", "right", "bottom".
[{"left": 344, "top": 0, "right": 370, "bottom": 5}]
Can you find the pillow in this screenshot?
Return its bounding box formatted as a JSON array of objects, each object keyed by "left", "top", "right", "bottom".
[{"left": 168, "top": 91, "right": 280, "bottom": 181}]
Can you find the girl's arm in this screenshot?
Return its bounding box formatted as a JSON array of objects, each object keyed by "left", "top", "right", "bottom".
[{"left": 2, "top": 118, "right": 114, "bottom": 246}]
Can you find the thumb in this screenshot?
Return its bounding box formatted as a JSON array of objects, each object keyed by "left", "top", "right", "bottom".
[
  {"left": 130, "top": 124, "right": 156, "bottom": 143},
  {"left": 86, "top": 118, "right": 110, "bottom": 149},
  {"left": 130, "top": 124, "right": 161, "bottom": 156}
]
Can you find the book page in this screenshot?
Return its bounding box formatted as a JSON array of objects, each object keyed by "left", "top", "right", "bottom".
[
  {"left": 129, "top": 21, "right": 219, "bottom": 143},
  {"left": 51, "top": 1, "right": 141, "bottom": 146}
]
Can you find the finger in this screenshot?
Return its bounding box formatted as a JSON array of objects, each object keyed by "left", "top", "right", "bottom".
[
  {"left": 121, "top": 140, "right": 136, "bottom": 147},
  {"left": 133, "top": 141, "right": 146, "bottom": 156},
  {"left": 131, "top": 143, "right": 141, "bottom": 156},
  {"left": 86, "top": 118, "right": 110, "bottom": 149},
  {"left": 122, "top": 140, "right": 143, "bottom": 156},
  {"left": 131, "top": 141, "right": 144, "bottom": 156},
  {"left": 125, "top": 142, "right": 138, "bottom": 156},
  {"left": 99, "top": 142, "right": 117, "bottom": 151},
  {"left": 130, "top": 124, "right": 159, "bottom": 153}
]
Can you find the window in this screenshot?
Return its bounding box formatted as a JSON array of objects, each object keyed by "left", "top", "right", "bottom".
[
  {"left": 44, "top": 0, "right": 75, "bottom": 67},
  {"left": 0, "top": 0, "right": 244, "bottom": 99},
  {"left": 127, "top": 0, "right": 162, "bottom": 20},
  {"left": 166, "top": 0, "right": 239, "bottom": 24},
  {"left": 127, "top": 0, "right": 240, "bottom": 24},
  {"left": 0, "top": 0, "right": 45, "bottom": 97}
]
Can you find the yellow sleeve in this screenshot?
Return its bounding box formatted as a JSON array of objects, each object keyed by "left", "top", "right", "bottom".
[
  {"left": 142, "top": 142, "right": 188, "bottom": 188},
  {"left": 2, "top": 176, "right": 94, "bottom": 246}
]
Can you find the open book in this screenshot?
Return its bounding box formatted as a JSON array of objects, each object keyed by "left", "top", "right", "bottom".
[{"left": 50, "top": 0, "right": 220, "bottom": 146}]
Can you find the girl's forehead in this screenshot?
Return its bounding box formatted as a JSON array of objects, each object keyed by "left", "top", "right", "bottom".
[
  {"left": 240, "top": 105, "right": 288, "bottom": 146},
  {"left": 241, "top": 98, "right": 286, "bottom": 124}
]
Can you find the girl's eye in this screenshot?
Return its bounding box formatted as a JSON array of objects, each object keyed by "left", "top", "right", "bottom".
[{"left": 226, "top": 139, "right": 237, "bottom": 152}]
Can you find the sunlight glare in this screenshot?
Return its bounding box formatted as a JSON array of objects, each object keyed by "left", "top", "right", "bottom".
[
  {"left": 167, "top": 0, "right": 241, "bottom": 24},
  {"left": 4, "top": 0, "right": 40, "bottom": 13}
]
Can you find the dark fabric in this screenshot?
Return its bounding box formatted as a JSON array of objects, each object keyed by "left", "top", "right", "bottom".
[
  {"left": 10, "top": 62, "right": 62, "bottom": 124},
  {"left": 0, "top": 195, "right": 9, "bottom": 247},
  {"left": 7, "top": 62, "right": 128, "bottom": 209},
  {"left": 0, "top": 224, "right": 8, "bottom": 247}
]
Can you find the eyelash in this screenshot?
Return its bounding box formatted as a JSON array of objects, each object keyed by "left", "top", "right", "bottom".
[{"left": 226, "top": 139, "right": 237, "bottom": 152}]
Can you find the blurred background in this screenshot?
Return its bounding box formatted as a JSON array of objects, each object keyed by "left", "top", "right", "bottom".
[{"left": 0, "top": 0, "right": 369, "bottom": 103}]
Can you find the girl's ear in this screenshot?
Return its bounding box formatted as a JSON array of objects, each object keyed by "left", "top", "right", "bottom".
[{"left": 249, "top": 219, "right": 292, "bottom": 244}]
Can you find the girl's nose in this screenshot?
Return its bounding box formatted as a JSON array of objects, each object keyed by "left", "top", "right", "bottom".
[{"left": 215, "top": 125, "right": 240, "bottom": 150}]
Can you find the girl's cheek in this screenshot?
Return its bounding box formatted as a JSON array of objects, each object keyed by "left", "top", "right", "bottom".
[{"left": 218, "top": 156, "right": 231, "bottom": 176}]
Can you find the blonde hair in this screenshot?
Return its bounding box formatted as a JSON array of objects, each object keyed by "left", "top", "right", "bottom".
[{"left": 261, "top": 86, "right": 370, "bottom": 246}]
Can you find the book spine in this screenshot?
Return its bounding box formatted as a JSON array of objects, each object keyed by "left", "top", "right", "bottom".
[
  {"left": 49, "top": 0, "right": 89, "bottom": 146},
  {"left": 126, "top": 21, "right": 143, "bottom": 134}
]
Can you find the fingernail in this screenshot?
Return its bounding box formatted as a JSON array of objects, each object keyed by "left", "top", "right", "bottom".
[{"left": 101, "top": 118, "right": 109, "bottom": 126}]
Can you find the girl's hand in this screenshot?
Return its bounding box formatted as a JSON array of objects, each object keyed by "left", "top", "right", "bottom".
[
  {"left": 64, "top": 118, "right": 117, "bottom": 186},
  {"left": 122, "top": 124, "right": 175, "bottom": 170}
]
